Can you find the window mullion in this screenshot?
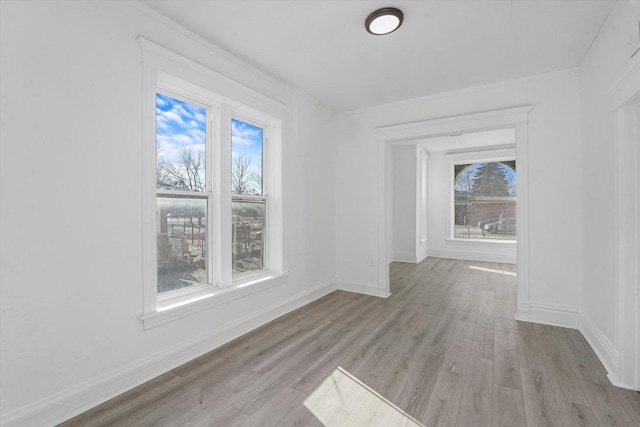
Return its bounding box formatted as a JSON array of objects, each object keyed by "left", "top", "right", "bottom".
[
  {"left": 206, "top": 106, "right": 217, "bottom": 287},
  {"left": 219, "top": 104, "right": 233, "bottom": 286}
]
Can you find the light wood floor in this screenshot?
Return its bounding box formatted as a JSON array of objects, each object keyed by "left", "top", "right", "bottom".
[{"left": 61, "top": 258, "right": 640, "bottom": 426}]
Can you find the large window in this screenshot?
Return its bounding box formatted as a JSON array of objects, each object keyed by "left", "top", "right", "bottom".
[
  {"left": 154, "top": 90, "right": 278, "bottom": 295},
  {"left": 140, "top": 39, "right": 286, "bottom": 327},
  {"left": 454, "top": 160, "right": 516, "bottom": 240}
]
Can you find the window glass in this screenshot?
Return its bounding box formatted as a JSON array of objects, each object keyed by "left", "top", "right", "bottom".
[
  {"left": 156, "top": 93, "right": 207, "bottom": 191},
  {"left": 231, "top": 118, "right": 263, "bottom": 195},
  {"left": 454, "top": 161, "right": 516, "bottom": 240},
  {"left": 156, "top": 196, "right": 208, "bottom": 293},
  {"left": 232, "top": 200, "right": 265, "bottom": 275}
]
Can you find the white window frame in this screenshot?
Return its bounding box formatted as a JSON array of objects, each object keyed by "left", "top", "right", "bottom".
[
  {"left": 139, "top": 38, "right": 287, "bottom": 329},
  {"left": 448, "top": 148, "right": 516, "bottom": 243},
  {"left": 231, "top": 114, "right": 270, "bottom": 280}
]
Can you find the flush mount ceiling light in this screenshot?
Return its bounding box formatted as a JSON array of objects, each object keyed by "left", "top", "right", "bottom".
[{"left": 365, "top": 7, "right": 404, "bottom": 35}]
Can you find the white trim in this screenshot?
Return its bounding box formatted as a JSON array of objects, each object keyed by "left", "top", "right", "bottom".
[
  {"left": 427, "top": 250, "right": 515, "bottom": 265},
  {"left": 336, "top": 278, "right": 391, "bottom": 298},
  {"left": 608, "top": 53, "right": 640, "bottom": 108},
  {"left": 140, "top": 274, "right": 289, "bottom": 329},
  {"left": 376, "top": 106, "right": 531, "bottom": 304},
  {"left": 416, "top": 247, "right": 429, "bottom": 265},
  {"left": 337, "top": 69, "right": 575, "bottom": 118},
  {"left": 0, "top": 279, "right": 337, "bottom": 427},
  {"left": 609, "top": 54, "right": 640, "bottom": 390},
  {"left": 139, "top": 37, "right": 286, "bottom": 325},
  {"left": 375, "top": 107, "right": 531, "bottom": 142},
  {"left": 580, "top": 312, "right": 621, "bottom": 385},
  {"left": 393, "top": 252, "right": 421, "bottom": 264},
  {"left": 444, "top": 238, "right": 516, "bottom": 248},
  {"left": 128, "top": 2, "right": 297, "bottom": 104},
  {"left": 418, "top": 148, "right": 429, "bottom": 255},
  {"left": 138, "top": 37, "right": 290, "bottom": 118},
  {"left": 515, "top": 302, "right": 581, "bottom": 329}
]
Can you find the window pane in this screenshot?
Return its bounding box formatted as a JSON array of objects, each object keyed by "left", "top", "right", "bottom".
[
  {"left": 232, "top": 118, "right": 263, "bottom": 195},
  {"left": 157, "top": 197, "right": 208, "bottom": 293},
  {"left": 156, "top": 93, "right": 206, "bottom": 191},
  {"left": 232, "top": 200, "right": 265, "bottom": 275},
  {"left": 454, "top": 162, "right": 517, "bottom": 240}
]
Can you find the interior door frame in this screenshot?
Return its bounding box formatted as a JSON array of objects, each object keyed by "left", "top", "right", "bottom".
[
  {"left": 375, "top": 106, "right": 531, "bottom": 309},
  {"left": 610, "top": 54, "right": 640, "bottom": 390}
]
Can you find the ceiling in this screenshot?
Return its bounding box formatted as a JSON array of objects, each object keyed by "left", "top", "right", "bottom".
[{"left": 141, "top": 0, "right": 615, "bottom": 113}]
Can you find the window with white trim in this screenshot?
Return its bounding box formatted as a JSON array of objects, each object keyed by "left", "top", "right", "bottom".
[
  {"left": 453, "top": 159, "right": 517, "bottom": 240},
  {"left": 139, "top": 38, "right": 286, "bottom": 327}
]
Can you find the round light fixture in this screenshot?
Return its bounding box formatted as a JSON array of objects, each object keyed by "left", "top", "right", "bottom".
[{"left": 365, "top": 7, "right": 404, "bottom": 35}]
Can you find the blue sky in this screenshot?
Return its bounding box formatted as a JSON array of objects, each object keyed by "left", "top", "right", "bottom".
[
  {"left": 156, "top": 93, "right": 263, "bottom": 187},
  {"left": 461, "top": 162, "right": 516, "bottom": 180},
  {"left": 231, "top": 118, "right": 263, "bottom": 182},
  {"left": 156, "top": 93, "right": 206, "bottom": 165},
  {"left": 455, "top": 162, "right": 517, "bottom": 194}
]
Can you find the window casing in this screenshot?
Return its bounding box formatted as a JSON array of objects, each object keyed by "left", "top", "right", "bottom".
[{"left": 140, "top": 38, "right": 286, "bottom": 328}]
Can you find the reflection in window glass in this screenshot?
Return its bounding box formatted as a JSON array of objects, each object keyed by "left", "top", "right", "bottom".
[
  {"left": 157, "top": 197, "right": 208, "bottom": 293},
  {"left": 454, "top": 161, "right": 517, "bottom": 240},
  {"left": 232, "top": 200, "right": 265, "bottom": 275},
  {"left": 156, "top": 93, "right": 206, "bottom": 191},
  {"left": 231, "top": 118, "right": 263, "bottom": 195}
]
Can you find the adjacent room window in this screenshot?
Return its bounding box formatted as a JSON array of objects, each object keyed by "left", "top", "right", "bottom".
[{"left": 454, "top": 161, "right": 516, "bottom": 240}]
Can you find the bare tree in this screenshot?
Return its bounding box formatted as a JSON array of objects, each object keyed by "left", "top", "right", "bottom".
[
  {"left": 232, "top": 154, "right": 257, "bottom": 194},
  {"left": 250, "top": 155, "right": 262, "bottom": 194},
  {"left": 156, "top": 145, "right": 171, "bottom": 188},
  {"left": 159, "top": 146, "right": 205, "bottom": 191},
  {"left": 455, "top": 166, "right": 475, "bottom": 193}
]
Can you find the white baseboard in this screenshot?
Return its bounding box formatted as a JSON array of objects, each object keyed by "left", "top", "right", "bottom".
[
  {"left": 336, "top": 278, "right": 390, "bottom": 298},
  {"left": 428, "top": 249, "right": 516, "bottom": 264},
  {"left": 580, "top": 312, "right": 622, "bottom": 386},
  {"left": 393, "top": 251, "right": 429, "bottom": 264},
  {"left": 0, "top": 280, "right": 337, "bottom": 427},
  {"left": 416, "top": 249, "right": 428, "bottom": 264},
  {"left": 515, "top": 301, "right": 581, "bottom": 329},
  {"left": 393, "top": 252, "right": 418, "bottom": 263},
  {"left": 516, "top": 303, "right": 635, "bottom": 390}
]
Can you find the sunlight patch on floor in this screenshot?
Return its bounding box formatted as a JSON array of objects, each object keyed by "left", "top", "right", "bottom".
[
  {"left": 303, "top": 367, "right": 424, "bottom": 427},
  {"left": 469, "top": 265, "right": 517, "bottom": 276}
]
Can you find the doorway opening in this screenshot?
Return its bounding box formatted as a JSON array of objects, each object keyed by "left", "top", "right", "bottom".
[{"left": 376, "top": 106, "right": 531, "bottom": 320}]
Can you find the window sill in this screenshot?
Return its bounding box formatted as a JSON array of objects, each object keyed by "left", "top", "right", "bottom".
[
  {"left": 445, "top": 238, "right": 516, "bottom": 248},
  {"left": 139, "top": 272, "right": 288, "bottom": 330}
]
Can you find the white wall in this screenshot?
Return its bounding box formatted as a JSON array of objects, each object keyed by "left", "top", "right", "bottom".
[
  {"left": 0, "top": 1, "right": 336, "bottom": 424},
  {"left": 336, "top": 69, "right": 583, "bottom": 315},
  {"left": 579, "top": 0, "right": 640, "bottom": 387},
  {"left": 391, "top": 145, "right": 418, "bottom": 262}
]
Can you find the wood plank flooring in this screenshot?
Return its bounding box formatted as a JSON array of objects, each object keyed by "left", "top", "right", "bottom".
[{"left": 60, "top": 258, "right": 640, "bottom": 426}]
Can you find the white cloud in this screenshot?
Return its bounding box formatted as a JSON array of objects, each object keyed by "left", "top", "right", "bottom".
[{"left": 232, "top": 120, "right": 262, "bottom": 147}]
